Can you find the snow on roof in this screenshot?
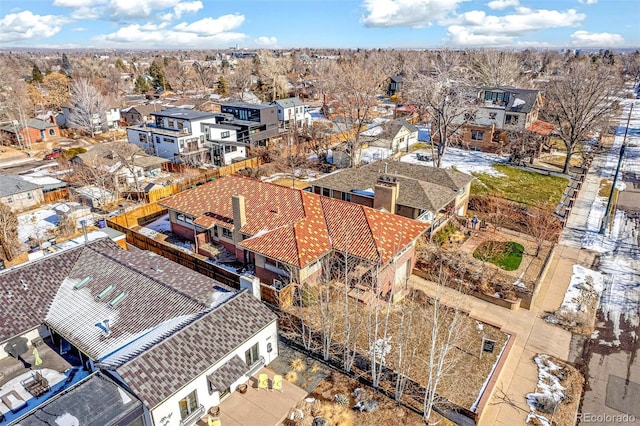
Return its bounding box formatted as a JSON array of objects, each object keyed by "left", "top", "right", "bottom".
[{"left": 512, "top": 98, "right": 526, "bottom": 107}]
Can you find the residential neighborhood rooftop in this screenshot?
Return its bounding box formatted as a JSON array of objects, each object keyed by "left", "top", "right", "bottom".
[
  {"left": 159, "top": 175, "right": 429, "bottom": 267},
  {"left": 150, "top": 107, "right": 216, "bottom": 121},
  {"left": 0, "top": 175, "right": 41, "bottom": 198}
]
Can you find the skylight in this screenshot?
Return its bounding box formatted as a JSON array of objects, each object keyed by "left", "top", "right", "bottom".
[
  {"left": 96, "top": 284, "right": 115, "bottom": 300},
  {"left": 108, "top": 292, "right": 128, "bottom": 308},
  {"left": 73, "top": 276, "right": 93, "bottom": 290}
]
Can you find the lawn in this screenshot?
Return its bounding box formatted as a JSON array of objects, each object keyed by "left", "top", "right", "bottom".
[
  {"left": 471, "top": 164, "right": 568, "bottom": 206},
  {"left": 473, "top": 241, "right": 524, "bottom": 271}
]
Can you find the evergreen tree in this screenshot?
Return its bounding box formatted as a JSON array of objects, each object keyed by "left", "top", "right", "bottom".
[
  {"left": 149, "top": 59, "right": 170, "bottom": 90},
  {"left": 134, "top": 75, "right": 150, "bottom": 94},
  {"left": 217, "top": 76, "right": 229, "bottom": 97},
  {"left": 61, "top": 53, "right": 72, "bottom": 75},
  {"left": 32, "top": 64, "right": 43, "bottom": 83},
  {"left": 115, "top": 58, "right": 127, "bottom": 71}
]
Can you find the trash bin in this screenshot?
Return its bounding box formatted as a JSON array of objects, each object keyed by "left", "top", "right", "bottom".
[{"left": 97, "top": 218, "right": 106, "bottom": 229}]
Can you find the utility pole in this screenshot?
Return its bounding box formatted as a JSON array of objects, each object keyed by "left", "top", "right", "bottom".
[{"left": 600, "top": 103, "right": 633, "bottom": 234}]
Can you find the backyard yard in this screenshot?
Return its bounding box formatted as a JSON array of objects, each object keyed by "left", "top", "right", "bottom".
[{"left": 471, "top": 164, "right": 568, "bottom": 206}]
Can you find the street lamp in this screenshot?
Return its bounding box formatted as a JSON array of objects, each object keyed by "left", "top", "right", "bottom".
[{"left": 599, "top": 104, "right": 633, "bottom": 234}]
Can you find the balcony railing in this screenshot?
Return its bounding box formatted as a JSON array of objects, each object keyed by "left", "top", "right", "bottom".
[{"left": 179, "top": 404, "right": 205, "bottom": 426}]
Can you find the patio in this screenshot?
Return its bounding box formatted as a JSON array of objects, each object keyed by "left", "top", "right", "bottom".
[{"left": 197, "top": 367, "right": 308, "bottom": 426}]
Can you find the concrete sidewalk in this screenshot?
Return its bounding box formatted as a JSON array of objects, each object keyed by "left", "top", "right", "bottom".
[{"left": 409, "top": 148, "right": 610, "bottom": 424}]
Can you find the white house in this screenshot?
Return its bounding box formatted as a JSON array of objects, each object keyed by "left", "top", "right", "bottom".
[
  {"left": 127, "top": 108, "right": 218, "bottom": 165},
  {"left": 367, "top": 119, "right": 419, "bottom": 154},
  {"left": 271, "top": 97, "right": 311, "bottom": 129},
  {"left": 203, "top": 123, "right": 247, "bottom": 166},
  {"left": 0, "top": 238, "right": 278, "bottom": 426}
]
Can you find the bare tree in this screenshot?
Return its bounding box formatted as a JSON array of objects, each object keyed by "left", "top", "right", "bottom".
[
  {"left": 422, "top": 258, "right": 467, "bottom": 425},
  {"left": 192, "top": 60, "right": 216, "bottom": 93},
  {"left": 543, "top": 61, "right": 621, "bottom": 173},
  {"left": 165, "top": 60, "right": 197, "bottom": 94},
  {"left": 524, "top": 202, "right": 562, "bottom": 257},
  {"left": 0, "top": 202, "right": 21, "bottom": 261},
  {"left": 468, "top": 50, "right": 527, "bottom": 87},
  {"left": 405, "top": 50, "right": 477, "bottom": 167},
  {"left": 327, "top": 53, "right": 386, "bottom": 167},
  {"left": 67, "top": 78, "right": 108, "bottom": 138},
  {"left": 227, "top": 59, "right": 254, "bottom": 100},
  {"left": 256, "top": 51, "right": 291, "bottom": 102}
]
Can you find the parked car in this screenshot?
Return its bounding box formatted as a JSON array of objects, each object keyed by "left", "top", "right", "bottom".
[{"left": 43, "top": 148, "right": 62, "bottom": 160}]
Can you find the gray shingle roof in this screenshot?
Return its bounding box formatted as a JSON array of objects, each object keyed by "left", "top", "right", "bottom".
[
  {"left": 116, "top": 291, "right": 276, "bottom": 408},
  {"left": 151, "top": 108, "right": 216, "bottom": 121},
  {"left": 207, "top": 355, "right": 249, "bottom": 391},
  {"left": 17, "top": 372, "right": 142, "bottom": 426},
  {"left": 0, "top": 175, "right": 41, "bottom": 197},
  {"left": 272, "top": 97, "right": 304, "bottom": 109},
  {"left": 313, "top": 161, "right": 473, "bottom": 212},
  {"left": 482, "top": 86, "right": 540, "bottom": 114},
  {"left": 0, "top": 238, "right": 232, "bottom": 347}
]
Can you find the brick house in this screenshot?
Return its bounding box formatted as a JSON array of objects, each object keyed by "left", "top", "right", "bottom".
[
  {"left": 312, "top": 160, "right": 473, "bottom": 232},
  {"left": 0, "top": 118, "right": 60, "bottom": 146},
  {"left": 458, "top": 86, "right": 552, "bottom": 153},
  {"left": 159, "top": 176, "right": 429, "bottom": 301}
]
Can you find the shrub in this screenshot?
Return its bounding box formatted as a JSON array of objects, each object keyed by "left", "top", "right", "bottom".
[
  {"left": 433, "top": 222, "right": 458, "bottom": 246},
  {"left": 290, "top": 358, "right": 306, "bottom": 372}
]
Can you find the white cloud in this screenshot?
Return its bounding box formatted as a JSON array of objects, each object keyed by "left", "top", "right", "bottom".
[
  {"left": 570, "top": 30, "right": 623, "bottom": 47},
  {"left": 71, "top": 6, "right": 104, "bottom": 20},
  {"left": 578, "top": 0, "right": 597, "bottom": 4},
  {"left": 173, "top": 14, "right": 245, "bottom": 36},
  {"left": 446, "top": 7, "right": 585, "bottom": 45},
  {"left": 95, "top": 23, "right": 248, "bottom": 48},
  {"left": 107, "top": 0, "right": 181, "bottom": 19},
  {"left": 72, "top": 27, "right": 88, "bottom": 31},
  {"left": 0, "top": 11, "right": 69, "bottom": 43},
  {"left": 361, "top": 0, "right": 466, "bottom": 28},
  {"left": 255, "top": 36, "right": 278, "bottom": 47},
  {"left": 53, "top": 0, "right": 104, "bottom": 6},
  {"left": 173, "top": 1, "right": 203, "bottom": 18},
  {"left": 487, "top": 0, "right": 519, "bottom": 10}
]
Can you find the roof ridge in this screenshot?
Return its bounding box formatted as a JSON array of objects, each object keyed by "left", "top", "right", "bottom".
[
  {"left": 115, "top": 290, "right": 244, "bottom": 369},
  {"left": 86, "top": 245, "right": 207, "bottom": 308}
]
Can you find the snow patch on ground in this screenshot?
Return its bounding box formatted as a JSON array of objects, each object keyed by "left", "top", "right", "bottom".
[
  {"left": 361, "top": 147, "right": 392, "bottom": 164},
  {"left": 18, "top": 208, "right": 59, "bottom": 243},
  {"left": 526, "top": 354, "right": 566, "bottom": 425},
  {"left": 401, "top": 147, "right": 508, "bottom": 176},
  {"left": 559, "top": 265, "right": 604, "bottom": 314},
  {"left": 138, "top": 214, "right": 172, "bottom": 238}
]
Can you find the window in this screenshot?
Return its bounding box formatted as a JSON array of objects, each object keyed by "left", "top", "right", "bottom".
[
  {"left": 27, "top": 192, "right": 33, "bottom": 200},
  {"left": 139, "top": 133, "right": 148, "bottom": 143},
  {"left": 48, "top": 129, "right": 55, "bottom": 136},
  {"left": 505, "top": 114, "right": 519, "bottom": 125},
  {"left": 464, "top": 112, "right": 475, "bottom": 121},
  {"left": 221, "top": 131, "right": 230, "bottom": 139},
  {"left": 471, "top": 130, "right": 484, "bottom": 141},
  {"left": 167, "top": 119, "right": 175, "bottom": 128},
  {"left": 155, "top": 136, "right": 161, "bottom": 144},
  {"left": 224, "top": 145, "right": 237, "bottom": 153},
  {"left": 221, "top": 227, "right": 233, "bottom": 239},
  {"left": 489, "top": 112, "right": 497, "bottom": 119},
  {"left": 6, "top": 196, "right": 13, "bottom": 203},
  {"left": 341, "top": 192, "right": 351, "bottom": 202},
  {"left": 177, "top": 120, "right": 184, "bottom": 130},
  {"left": 178, "top": 390, "right": 199, "bottom": 420},
  {"left": 245, "top": 342, "right": 259, "bottom": 366},
  {"left": 322, "top": 188, "right": 330, "bottom": 197},
  {"left": 163, "top": 137, "right": 175, "bottom": 143},
  {"left": 177, "top": 213, "right": 194, "bottom": 224}
]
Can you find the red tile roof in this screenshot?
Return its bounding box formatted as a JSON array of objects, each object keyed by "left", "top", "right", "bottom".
[
  {"left": 528, "top": 119, "right": 554, "bottom": 136},
  {"left": 160, "top": 176, "right": 429, "bottom": 267}
]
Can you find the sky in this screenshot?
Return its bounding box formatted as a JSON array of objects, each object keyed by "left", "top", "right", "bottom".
[{"left": 0, "top": 0, "right": 638, "bottom": 50}]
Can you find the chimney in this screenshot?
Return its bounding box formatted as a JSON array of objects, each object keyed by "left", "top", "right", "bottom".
[
  {"left": 384, "top": 162, "right": 388, "bottom": 174},
  {"left": 373, "top": 175, "right": 399, "bottom": 214},
  {"left": 232, "top": 194, "right": 247, "bottom": 244}
]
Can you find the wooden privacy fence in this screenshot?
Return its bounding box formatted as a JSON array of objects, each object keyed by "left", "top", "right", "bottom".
[{"left": 107, "top": 204, "right": 241, "bottom": 289}]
